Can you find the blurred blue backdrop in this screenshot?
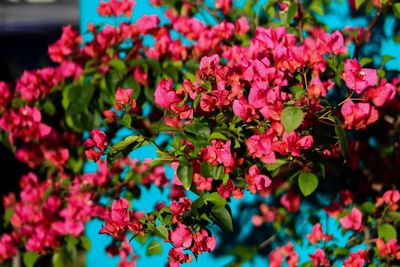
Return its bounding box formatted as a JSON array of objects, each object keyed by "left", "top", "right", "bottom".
[{"left": 80, "top": 1, "right": 400, "bottom": 266}]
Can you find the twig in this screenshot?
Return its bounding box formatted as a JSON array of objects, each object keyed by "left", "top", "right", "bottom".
[
  {"left": 297, "top": 0, "right": 304, "bottom": 42},
  {"left": 354, "top": 1, "right": 391, "bottom": 57},
  {"left": 259, "top": 235, "right": 276, "bottom": 249}
]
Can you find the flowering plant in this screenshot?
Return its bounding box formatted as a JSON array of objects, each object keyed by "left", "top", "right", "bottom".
[{"left": 0, "top": 0, "right": 400, "bottom": 266}]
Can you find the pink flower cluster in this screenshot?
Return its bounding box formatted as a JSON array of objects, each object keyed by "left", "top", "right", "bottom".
[
  {"left": 269, "top": 242, "right": 299, "bottom": 267},
  {"left": 98, "top": 0, "right": 136, "bottom": 18},
  {"left": 0, "top": 172, "right": 102, "bottom": 259},
  {"left": 0, "top": 106, "right": 51, "bottom": 143},
  {"left": 168, "top": 224, "right": 216, "bottom": 267},
  {"left": 99, "top": 198, "right": 145, "bottom": 239},
  {"left": 84, "top": 129, "right": 108, "bottom": 161}
]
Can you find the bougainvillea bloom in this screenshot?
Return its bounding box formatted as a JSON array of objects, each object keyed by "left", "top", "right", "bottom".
[
  {"left": 309, "top": 249, "right": 330, "bottom": 267},
  {"left": 306, "top": 223, "right": 333, "bottom": 244},
  {"left": 169, "top": 224, "right": 193, "bottom": 248},
  {"left": 341, "top": 100, "right": 378, "bottom": 130},
  {"left": 365, "top": 79, "right": 396, "bottom": 107},
  {"left": 98, "top": 0, "right": 136, "bottom": 18},
  {"left": 342, "top": 58, "right": 377, "bottom": 94},
  {"left": 340, "top": 207, "right": 363, "bottom": 231}
]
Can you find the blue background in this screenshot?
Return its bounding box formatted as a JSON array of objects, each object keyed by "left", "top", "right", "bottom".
[{"left": 80, "top": 1, "right": 400, "bottom": 266}]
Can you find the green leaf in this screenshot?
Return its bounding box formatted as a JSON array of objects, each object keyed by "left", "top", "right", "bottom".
[
  {"left": 154, "top": 226, "right": 169, "bottom": 240},
  {"left": 230, "top": 245, "right": 258, "bottom": 263},
  {"left": 23, "top": 252, "right": 39, "bottom": 267},
  {"left": 298, "top": 172, "right": 318, "bottom": 196},
  {"left": 108, "top": 136, "right": 144, "bottom": 164},
  {"left": 62, "top": 84, "right": 94, "bottom": 115},
  {"left": 177, "top": 165, "right": 193, "bottom": 190},
  {"left": 361, "top": 202, "right": 375, "bottom": 214},
  {"left": 205, "top": 192, "right": 227, "bottom": 207},
  {"left": 201, "top": 162, "right": 224, "bottom": 180},
  {"left": 287, "top": 2, "right": 298, "bottom": 24},
  {"left": 389, "top": 211, "right": 400, "bottom": 222},
  {"left": 377, "top": 69, "right": 386, "bottom": 78},
  {"left": 332, "top": 247, "right": 349, "bottom": 256},
  {"left": 184, "top": 122, "right": 210, "bottom": 140},
  {"left": 109, "top": 59, "right": 127, "bottom": 72},
  {"left": 310, "top": 0, "right": 324, "bottom": 15},
  {"left": 290, "top": 86, "right": 305, "bottom": 99},
  {"left": 334, "top": 118, "right": 349, "bottom": 157},
  {"left": 210, "top": 132, "right": 228, "bottom": 141},
  {"left": 0, "top": 130, "right": 15, "bottom": 153},
  {"left": 378, "top": 223, "right": 397, "bottom": 242},
  {"left": 193, "top": 93, "right": 202, "bottom": 109},
  {"left": 265, "top": 159, "right": 287, "bottom": 172},
  {"left": 120, "top": 114, "right": 132, "bottom": 128},
  {"left": 80, "top": 236, "right": 91, "bottom": 251},
  {"left": 211, "top": 206, "right": 233, "bottom": 232},
  {"left": 135, "top": 234, "right": 148, "bottom": 244},
  {"left": 359, "top": 57, "right": 373, "bottom": 66},
  {"left": 146, "top": 241, "right": 163, "bottom": 256},
  {"left": 381, "top": 55, "right": 395, "bottom": 65},
  {"left": 393, "top": 3, "right": 400, "bottom": 18},
  {"left": 52, "top": 253, "right": 65, "bottom": 267},
  {"left": 355, "top": 0, "right": 366, "bottom": 10},
  {"left": 281, "top": 107, "right": 304, "bottom": 133}
]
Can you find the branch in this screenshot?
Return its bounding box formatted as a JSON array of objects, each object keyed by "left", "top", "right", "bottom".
[{"left": 354, "top": 1, "right": 391, "bottom": 57}]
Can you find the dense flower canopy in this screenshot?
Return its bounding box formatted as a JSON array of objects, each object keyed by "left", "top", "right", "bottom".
[{"left": 0, "top": 0, "right": 399, "bottom": 266}]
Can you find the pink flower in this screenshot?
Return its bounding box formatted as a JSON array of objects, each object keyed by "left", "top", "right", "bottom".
[
  {"left": 0, "top": 106, "right": 51, "bottom": 143},
  {"left": 343, "top": 59, "right": 377, "bottom": 94},
  {"left": 48, "top": 25, "right": 81, "bottom": 63},
  {"left": 306, "top": 223, "right": 333, "bottom": 244},
  {"left": 273, "top": 132, "right": 314, "bottom": 157},
  {"left": 365, "top": 79, "right": 396, "bottom": 107},
  {"left": 199, "top": 54, "right": 220, "bottom": 77},
  {"left": 111, "top": 198, "right": 130, "bottom": 225},
  {"left": 269, "top": 247, "right": 284, "bottom": 267},
  {"left": 309, "top": 249, "right": 330, "bottom": 267},
  {"left": 168, "top": 247, "right": 192, "bottom": 267},
  {"left": 280, "top": 191, "right": 301, "bottom": 212},
  {"left": 324, "top": 200, "right": 342, "bottom": 218},
  {"left": 376, "top": 238, "right": 400, "bottom": 258},
  {"left": 320, "top": 30, "right": 347, "bottom": 55},
  {"left": 246, "top": 130, "right": 276, "bottom": 164},
  {"left": 201, "top": 140, "right": 235, "bottom": 171},
  {"left": 200, "top": 94, "right": 217, "bottom": 112},
  {"left": 59, "top": 60, "right": 82, "bottom": 80},
  {"left": 191, "top": 230, "right": 216, "bottom": 255},
  {"left": 308, "top": 76, "right": 334, "bottom": 98},
  {"left": 84, "top": 129, "right": 108, "bottom": 150},
  {"left": 245, "top": 165, "right": 271, "bottom": 194},
  {"left": 233, "top": 98, "right": 257, "bottom": 122},
  {"left": 0, "top": 82, "right": 11, "bottom": 112},
  {"left": 0, "top": 234, "right": 17, "bottom": 263},
  {"left": 235, "top": 17, "right": 250, "bottom": 35},
  {"left": 169, "top": 224, "right": 193, "bottom": 248},
  {"left": 339, "top": 190, "right": 354, "bottom": 205},
  {"left": 215, "top": 0, "right": 232, "bottom": 14},
  {"left": 98, "top": 0, "right": 136, "bottom": 18},
  {"left": 170, "top": 198, "right": 192, "bottom": 223},
  {"left": 341, "top": 100, "right": 378, "bottom": 130},
  {"left": 135, "top": 15, "right": 160, "bottom": 35},
  {"left": 339, "top": 207, "right": 363, "bottom": 231},
  {"left": 154, "top": 78, "right": 180, "bottom": 110},
  {"left": 133, "top": 67, "right": 148, "bottom": 86},
  {"left": 377, "top": 190, "right": 400, "bottom": 211},
  {"left": 115, "top": 87, "right": 136, "bottom": 110},
  {"left": 343, "top": 250, "right": 368, "bottom": 267},
  {"left": 217, "top": 180, "right": 243, "bottom": 200},
  {"left": 193, "top": 174, "right": 212, "bottom": 192}
]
